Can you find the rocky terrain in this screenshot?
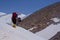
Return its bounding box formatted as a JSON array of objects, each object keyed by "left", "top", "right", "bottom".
[{"left": 18, "top": 2, "right": 60, "bottom": 33}]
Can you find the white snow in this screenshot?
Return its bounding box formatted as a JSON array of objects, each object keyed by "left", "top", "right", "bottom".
[
  {"left": 36, "top": 18, "right": 60, "bottom": 40},
  {"left": 51, "top": 18, "right": 60, "bottom": 23},
  {"left": 28, "top": 26, "right": 37, "bottom": 31},
  {"left": 0, "top": 12, "right": 6, "bottom": 15},
  {"left": 18, "top": 13, "right": 26, "bottom": 20},
  {"left": 0, "top": 13, "right": 46, "bottom": 40}
]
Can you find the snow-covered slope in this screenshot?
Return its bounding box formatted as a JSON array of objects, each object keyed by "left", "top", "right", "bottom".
[
  {"left": 0, "top": 13, "right": 46, "bottom": 40},
  {"left": 0, "top": 12, "right": 6, "bottom": 15},
  {"left": 0, "top": 12, "right": 6, "bottom": 17},
  {"left": 36, "top": 18, "right": 60, "bottom": 40}
]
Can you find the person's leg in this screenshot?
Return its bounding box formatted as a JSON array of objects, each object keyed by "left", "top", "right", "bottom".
[{"left": 12, "top": 19, "right": 16, "bottom": 28}]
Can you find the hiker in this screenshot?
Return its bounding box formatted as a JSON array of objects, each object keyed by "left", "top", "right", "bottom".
[{"left": 11, "top": 12, "right": 18, "bottom": 27}]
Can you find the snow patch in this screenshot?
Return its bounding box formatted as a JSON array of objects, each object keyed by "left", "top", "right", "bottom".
[{"left": 51, "top": 18, "right": 60, "bottom": 23}]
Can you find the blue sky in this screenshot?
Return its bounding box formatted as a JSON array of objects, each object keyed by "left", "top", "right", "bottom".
[{"left": 0, "top": 0, "right": 60, "bottom": 15}]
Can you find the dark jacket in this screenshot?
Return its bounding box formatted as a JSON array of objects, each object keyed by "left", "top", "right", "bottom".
[{"left": 12, "top": 12, "right": 17, "bottom": 24}]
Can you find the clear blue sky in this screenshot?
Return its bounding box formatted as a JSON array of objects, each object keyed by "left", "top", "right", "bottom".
[{"left": 0, "top": 0, "right": 60, "bottom": 15}]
